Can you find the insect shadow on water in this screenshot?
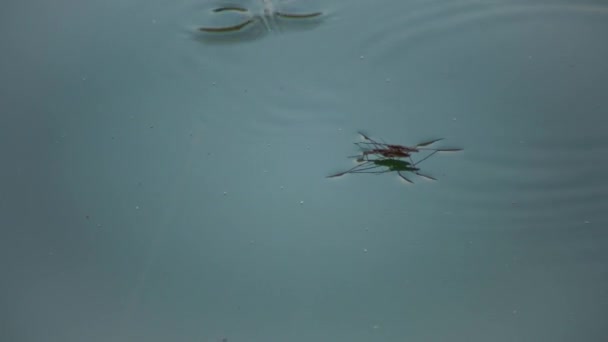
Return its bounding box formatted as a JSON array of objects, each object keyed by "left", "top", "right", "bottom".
[
  {"left": 328, "top": 132, "right": 463, "bottom": 184},
  {"left": 199, "top": 0, "right": 322, "bottom": 34}
]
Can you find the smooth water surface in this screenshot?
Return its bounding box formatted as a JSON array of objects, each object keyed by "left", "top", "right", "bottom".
[{"left": 2, "top": 0, "right": 608, "bottom": 341}]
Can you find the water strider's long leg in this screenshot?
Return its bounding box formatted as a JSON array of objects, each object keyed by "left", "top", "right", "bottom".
[
  {"left": 404, "top": 150, "right": 438, "bottom": 181},
  {"left": 275, "top": 11, "right": 322, "bottom": 18},
  {"left": 347, "top": 153, "right": 365, "bottom": 160},
  {"left": 199, "top": 18, "right": 256, "bottom": 32},
  {"left": 347, "top": 164, "right": 388, "bottom": 173},
  {"left": 358, "top": 131, "right": 375, "bottom": 142},
  {"left": 327, "top": 161, "right": 374, "bottom": 178},
  {"left": 357, "top": 132, "right": 389, "bottom": 150},
  {"left": 356, "top": 139, "right": 419, "bottom": 156},
  {"left": 350, "top": 169, "right": 393, "bottom": 175},
  {"left": 415, "top": 138, "right": 444, "bottom": 147},
  {"left": 414, "top": 172, "right": 436, "bottom": 181},
  {"left": 213, "top": 6, "right": 249, "bottom": 13},
  {"left": 358, "top": 132, "right": 415, "bottom": 153},
  {"left": 414, "top": 139, "right": 463, "bottom": 152},
  {"left": 364, "top": 136, "right": 453, "bottom": 151},
  {"left": 397, "top": 172, "right": 414, "bottom": 183},
  {"left": 360, "top": 133, "right": 459, "bottom": 154},
  {"left": 411, "top": 150, "right": 437, "bottom": 166},
  {"left": 355, "top": 142, "right": 385, "bottom": 150}
]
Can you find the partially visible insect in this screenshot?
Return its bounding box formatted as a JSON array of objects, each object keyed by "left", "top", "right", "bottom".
[{"left": 200, "top": 0, "right": 322, "bottom": 33}]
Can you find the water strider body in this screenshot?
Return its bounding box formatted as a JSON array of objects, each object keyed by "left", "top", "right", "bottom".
[{"left": 200, "top": 0, "right": 322, "bottom": 33}]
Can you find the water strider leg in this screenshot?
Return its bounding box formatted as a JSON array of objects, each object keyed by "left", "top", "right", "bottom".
[
  {"left": 213, "top": 6, "right": 249, "bottom": 13},
  {"left": 275, "top": 11, "right": 322, "bottom": 19},
  {"left": 199, "top": 18, "right": 256, "bottom": 32},
  {"left": 415, "top": 138, "right": 444, "bottom": 147},
  {"left": 397, "top": 172, "right": 414, "bottom": 183},
  {"left": 414, "top": 171, "right": 436, "bottom": 181},
  {"left": 350, "top": 169, "right": 393, "bottom": 175},
  {"left": 357, "top": 132, "right": 388, "bottom": 150},
  {"left": 327, "top": 161, "right": 374, "bottom": 178},
  {"left": 406, "top": 150, "right": 439, "bottom": 181},
  {"left": 347, "top": 165, "right": 388, "bottom": 174},
  {"left": 412, "top": 150, "right": 438, "bottom": 166}
]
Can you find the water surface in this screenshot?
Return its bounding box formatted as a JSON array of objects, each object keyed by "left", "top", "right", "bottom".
[{"left": 1, "top": 0, "right": 608, "bottom": 341}]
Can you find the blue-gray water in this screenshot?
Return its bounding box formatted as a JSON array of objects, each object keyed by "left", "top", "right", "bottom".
[{"left": 1, "top": 0, "right": 608, "bottom": 341}]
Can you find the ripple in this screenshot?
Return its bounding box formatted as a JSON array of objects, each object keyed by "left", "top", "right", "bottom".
[
  {"left": 361, "top": 1, "right": 608, "bottom": 63},
  {"left": 441, "top": 133, "right": 608, "bottom": 228}
]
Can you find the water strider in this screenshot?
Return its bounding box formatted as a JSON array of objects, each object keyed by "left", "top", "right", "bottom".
[
  {"left": 329, "top": 132, "right": 463, "bottom": 184},
  {"left": 199, "top": 0, "right": 322, "bottom": 33}
]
